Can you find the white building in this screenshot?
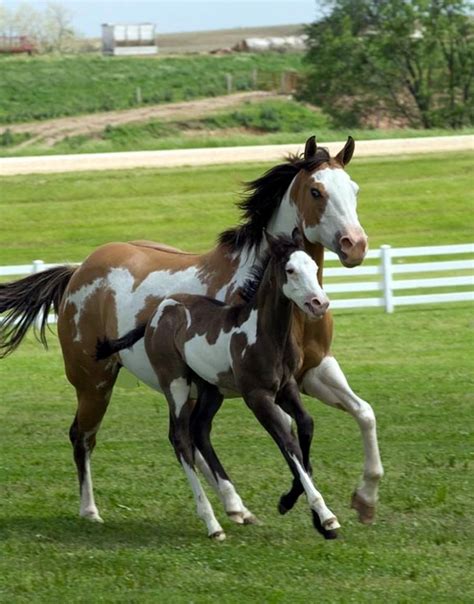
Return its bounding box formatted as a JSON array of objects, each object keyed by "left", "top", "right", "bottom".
[{"left": 102, "top": 23, "right": 157, "bottom": 56}]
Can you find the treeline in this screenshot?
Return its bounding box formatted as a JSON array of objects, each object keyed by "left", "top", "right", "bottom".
[
  {"left": 0, "top": 1, "right": 80, "bottom": 53},
  {"left": 300, "top": 0, "right": 473, "bottom": 128}
]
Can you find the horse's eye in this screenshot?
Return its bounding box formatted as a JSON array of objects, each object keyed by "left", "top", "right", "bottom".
[
  {"left": 286, "top": 268, "right": 295, "bottom": 275},
  {"left": 311, "top": 188, "right": 322, "bottom": 199}
]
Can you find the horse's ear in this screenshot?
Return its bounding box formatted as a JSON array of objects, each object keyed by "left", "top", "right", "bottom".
[
  {"left": 291, "top": 227, "right": 304, "bottom": 248},
  {"left": 304, "top": 135, "right": 317, "bottom": 160},
  {"left": 335, "top": 136, "right": 355, "bottom": 166}
]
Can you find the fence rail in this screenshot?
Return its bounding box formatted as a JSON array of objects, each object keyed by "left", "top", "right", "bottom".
[{"left": 1, "top": 244, "right": 473, "bottom": 324}]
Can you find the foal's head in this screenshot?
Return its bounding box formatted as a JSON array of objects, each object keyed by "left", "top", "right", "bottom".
[{"left": 242, "top": 229, "right": 329, "bottom": 319}]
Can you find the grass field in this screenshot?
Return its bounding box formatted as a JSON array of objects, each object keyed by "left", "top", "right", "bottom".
[
  {"left": 1, "top": 153, "right": 473, "bottom": 602},
  {"left": 0, "top": 53, "right": 303, "bottom": 124}
]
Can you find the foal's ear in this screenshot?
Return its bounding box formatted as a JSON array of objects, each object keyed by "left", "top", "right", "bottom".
[
  {"left": 291, "top": 227, "right": 305, "bottom": 249},
  {"left": 263, "top": 229, "right": 279, "bottom": 253},
  {"left": 304, "top": 135, "right": 317, "bottom": 160},
  {"left": 335, "top": 136, "right": 355, "bottom": 166}
]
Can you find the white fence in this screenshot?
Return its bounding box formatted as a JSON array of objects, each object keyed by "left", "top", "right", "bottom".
[{"left": 0, "top": 244, "right": 473, "bottom": 324}]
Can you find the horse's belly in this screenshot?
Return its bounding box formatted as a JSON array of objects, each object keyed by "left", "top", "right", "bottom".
[{"left": 119, "top": 339, "right": 162, "bottom": 391}]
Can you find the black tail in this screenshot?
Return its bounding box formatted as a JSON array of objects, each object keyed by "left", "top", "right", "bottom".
[
  {"left": 0, "top": 265, "right": 76, "bottom": 358},
  {"left": 95, "top": 323, "right": 147, "bottom": 361}
]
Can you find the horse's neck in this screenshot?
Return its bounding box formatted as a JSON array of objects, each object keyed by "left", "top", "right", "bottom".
[
  {"left": 304, "top": 241, "right": 325, "bottom": 286},
  {"left": 267, "top": 185, "right": 298, "bottom": 237},
  {"left": 267, "top": 181, "right": 326, "bottom": 285},
  {"left": 200, "top": 177, "right": 306, "bottom": 302}
]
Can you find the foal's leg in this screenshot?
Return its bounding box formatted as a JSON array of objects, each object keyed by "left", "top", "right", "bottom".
[
  {"left": 244, "top": 389, "right": 340, "bottom": 539},
  {"left": 274, "top": 382, "right": 313, "bottom": 515},
  {"left": 164, "top": 379, "right": 225, "bottom": 541},
  {"left": 191, "top": 384, "right": 258, "bottom": 525},
  {"left": 302, "top": 356, "right": 384, "bottom": 524}
]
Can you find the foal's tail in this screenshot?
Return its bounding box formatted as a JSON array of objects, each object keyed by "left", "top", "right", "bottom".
[
  {"left": 0, "top": 265, "right": 77, "bottom": 358},
  {"left": 95, "top": 323, "right": 147, "bottom": 361}
]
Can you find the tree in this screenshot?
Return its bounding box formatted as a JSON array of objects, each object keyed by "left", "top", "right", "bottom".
[
  {"left": 0, "top": 1, "right": 79, "bottom": 54},
  {"left": 301, "top": 0, "right": 474, "bottom": 128}
]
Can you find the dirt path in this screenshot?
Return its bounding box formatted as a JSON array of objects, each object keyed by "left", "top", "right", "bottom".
[
  {"left": 1, "top": 136, "right": 472, "bottom": 177},
  {"left": 4, "top": 91, "right": 282, "bottom": 148}
]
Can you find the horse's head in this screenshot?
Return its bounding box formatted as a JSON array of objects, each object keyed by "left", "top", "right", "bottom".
[
  {"left": 266, "top": 228, "right": 329, "bottom": 319},
  {"left": 291, "top": 136, "right": 367, "bottom": 268}
]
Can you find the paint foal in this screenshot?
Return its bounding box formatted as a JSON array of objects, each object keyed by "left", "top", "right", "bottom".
[
  {"left": 96, "top": 230, "right": 338, "bottom": 540},
  {"left": 0, "top": 136, "right": 383, "bottom": 530}
]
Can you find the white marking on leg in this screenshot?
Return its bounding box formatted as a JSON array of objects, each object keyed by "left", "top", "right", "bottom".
[
  {"left": 79, "top": 450, "right": 103, "bottom": 523},
  {"left": 274, "top": 405, "right": 293, "bottom": 433},
  {"left": 302, "top": 356, "right": 384, "bottom": 506},
  {"left": 193, "top": 451, "right": 256, "bottom": 523},
  {"left": 169, "top": 377, "right": 190, "bottom": 417},
  {"left": 180, "top": 457, "right": 225, "bottom": 539},
  {"left": 289, "top": 453, "right": 340, "bottom": 530}
]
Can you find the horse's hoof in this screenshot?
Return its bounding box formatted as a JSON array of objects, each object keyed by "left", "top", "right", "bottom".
[
  {"left": 227, "top": 511, "right": 245, "bottom": 525},
  {"left": 209, "top": 530, "right": 226, "bottom": 542},
  {"left": 351, "top": 491, "right": 376, "bottom": 524},
  {"left": 243, "top": 513, "right": 260, "bottom": 525},
  {"left": 312, "top": 511, "right": 340, "bottom": 540},
  {"left": 80, "top": 510, "right": 104, "bottom": 523}
]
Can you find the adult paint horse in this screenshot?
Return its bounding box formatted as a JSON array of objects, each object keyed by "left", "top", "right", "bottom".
[
  {"left": 96, "top": 230, "right": 337, "bottom": 540},
  {"left": 0, "top": 136, "right": 383, "bottom": 530}
]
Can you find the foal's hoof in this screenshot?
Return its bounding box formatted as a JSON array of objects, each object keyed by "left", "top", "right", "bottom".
[
  {"left": 209, "top": 530, "right": 226, "bottom": 542},
  {"left": 311, "top": 511, "right": 340, "bottom": 540},
  {"left": 278, "top": 492, "right": 297, "bottom": 515},
  {"left": 351, "top": 491, "right": 376, "bottom": 525}
]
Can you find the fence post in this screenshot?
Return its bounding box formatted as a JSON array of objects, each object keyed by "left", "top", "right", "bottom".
[
  {"left": 32, "top": 260, "right": 45, "bottom": 328},
  {"left": 380, "top": 245, "right": 394, "bottom": 313},
  {"left": 225, "top": 73, "right": 233, "bottom": 94},
  {"left": 32, "top": 259, "right": 44, "bottom": 274},
  {"left": 251, "top": 68, "right": 258, "bottom": 89}
]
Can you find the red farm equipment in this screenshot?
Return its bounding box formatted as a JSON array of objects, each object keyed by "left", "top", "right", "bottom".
[{"left": 0, "top": 35, "right": 36, "bottom": 55}]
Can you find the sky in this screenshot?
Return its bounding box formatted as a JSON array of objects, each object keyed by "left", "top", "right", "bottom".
[{"left": 0, "top": 1, "right": 319, "bottom": 36}]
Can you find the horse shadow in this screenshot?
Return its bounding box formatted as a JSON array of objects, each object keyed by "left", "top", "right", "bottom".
[{"left": 0, "top": 515, "right": 202, "bottom": 550}]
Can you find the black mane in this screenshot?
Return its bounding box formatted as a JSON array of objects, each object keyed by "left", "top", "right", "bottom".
[
  {"left": 218, "top": 148, "right": 331, "bottom": 252},
  {"left": 239, "top": 233, "right": 302, "bottom": 303}
]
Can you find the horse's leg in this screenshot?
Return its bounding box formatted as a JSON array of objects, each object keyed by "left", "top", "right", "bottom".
[
  {"left": 69, "top": 377, "right": 117, "bottom": 522},
  {"left": 164, "top": 380, "right": 225, "bottom": 541},
  {"left": 301, "top": 356, "right": 384, "bottom": 524},
  {"left": 190, "top": 384, "right": 258, "bottom": 525},
  {"left": 243, "top": 388, "right": 340, "bottom": 539}
]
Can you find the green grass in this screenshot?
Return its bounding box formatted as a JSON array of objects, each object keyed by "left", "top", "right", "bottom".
[
  {"left": 2, "top": 96, "right": 473, "bottom": 157},
  {"left": 0, "top": 152, "right": 472, "bottom": 265},
  {"left": 1, "top": 153, "right": 473, "bottom": 602},
  {"left": 0, "top": 53, "right": 303, "bottom": 124}
]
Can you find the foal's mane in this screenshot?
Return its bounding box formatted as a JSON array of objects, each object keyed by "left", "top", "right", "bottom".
[
  {"left": 239, "top": 234, "right": 300, "bottom": 303},
  {"left": 219, "top": 147, "right": 331, "bottom": 252}
]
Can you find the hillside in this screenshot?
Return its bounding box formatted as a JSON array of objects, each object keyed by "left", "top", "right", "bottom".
[{"left": 0, "top": 53, "right": 303, "bottom": 124}]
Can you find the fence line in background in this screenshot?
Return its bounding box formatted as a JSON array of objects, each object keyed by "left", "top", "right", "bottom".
[{"left": 1, "top": 244, "right": 473, "bottom": 325}]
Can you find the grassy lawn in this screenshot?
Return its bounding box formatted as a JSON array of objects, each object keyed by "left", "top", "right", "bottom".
[
  {"left": 0, "top": 54, "right": 303, "bottom": 124},
  {"left": 1, "top": 153, "right": 473, "bottom": 602}
]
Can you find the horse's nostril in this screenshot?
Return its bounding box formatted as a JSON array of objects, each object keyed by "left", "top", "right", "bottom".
[
  {"left": 340, "top": 236, "right": 354, "bottom": 251},
  {"left": 311, "top": 297, "right": 322, "bottom": 307}
]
